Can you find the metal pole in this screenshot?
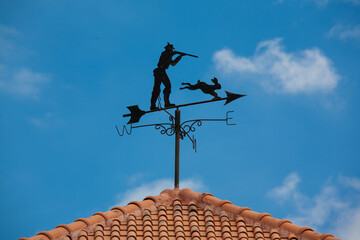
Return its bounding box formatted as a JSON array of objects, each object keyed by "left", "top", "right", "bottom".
[{"left": 174, "top": 109, "right": 180, "bottom": 188}]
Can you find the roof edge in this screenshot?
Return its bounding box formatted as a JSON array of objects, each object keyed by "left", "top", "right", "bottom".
[{"left": 20, "top": 188, "right": 340, "bottom": 240}]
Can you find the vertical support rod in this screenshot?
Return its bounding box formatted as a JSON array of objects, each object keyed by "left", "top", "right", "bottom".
[{"left": 174, "top": 109, "right": 180, "bottom": 188}]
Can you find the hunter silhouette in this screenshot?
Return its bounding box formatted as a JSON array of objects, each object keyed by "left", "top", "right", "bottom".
[{"left": 150, "top": 43, "right": 184, "bottom": 110}]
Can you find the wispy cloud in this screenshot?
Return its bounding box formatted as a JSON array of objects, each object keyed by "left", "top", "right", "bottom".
[
  {"left": 267, "top": 172, "right": 303, "bottom": 201},
  {"left": 342, "top": 0, "right": 360, "bottom": 5},
  {"left": 338, "top": 175, "right": 360, "bottom": 191},
  {"left": 114, "top": 178, "right": 206, "bottom": 207},
  {"left": 268, "top": 173, "right": 360, "bottom": 240},
  {"left": 290, "top": 184, "right": 347, "bottom": 226},
  {"left": 334, "top": 206, "right": 360, "bottom": 240},
  {"left": 280, "top": 0, "right": 360, "bottom": 7},
  {"left": 0, "top": 65, "right": 50, "bottom": 99},
  {"left": 28, "top": 112, "right": 62, "bottom": 128},
  {"left": 127, "top": 173, "right": 148, "bottom": 186},
  {"left": 328, "top": 24, "right": 360, "bottom": 41},
  {"left": 213, "top": 38, "right": 339, "bottom": 94},
  {"left": 0, "top": 24, "right": 19, "bottom": 57},
  {"left": 0, "top": 25, "right": 51, "bottom": 100}
]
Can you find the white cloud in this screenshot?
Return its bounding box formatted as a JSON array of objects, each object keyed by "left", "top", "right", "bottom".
[
  {"left": 290, "top": 184, "right": 347, "bottom": 226},
  {"left": 267, "top": 172, "right": 301, "bottom": 200},
  {"left": 339, "top": 175, "right": 360, "bottom": 191},
  {"left": 268, "top": 173, "right": 360, "bottom": 240},
  {"left": 214, "top": 49, "right": 256, "bottom": 74},
  {"left": 115, "top": 178, "right": 206, "bottom": 206},
  {"left": 213, "top": 38, "right": 339, "bottom": 94},
  {"left": 315, "top": 0, "right": 360, "bottom": 6},
  {"left": 127, "top": 173, "right": 147, "bottom": 185},
  {"left": 0, "top": 25, "right": 51, "bottom": 100},
  {"left": 288, "top": 0, "right": 360, "bottom": 6},
  {"left": 335, "top": 206, "right": 360, "bottom": 240},
  {"left": 0, "top": 66, "right": 50, "bottom": 99},
  {"left": 328, "top": 24, "right": 360, "bottom": 41}
]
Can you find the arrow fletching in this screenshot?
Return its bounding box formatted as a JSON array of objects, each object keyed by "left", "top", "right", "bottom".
[{"left": 127, "top": 105, "right": 146, "bottom": 124}]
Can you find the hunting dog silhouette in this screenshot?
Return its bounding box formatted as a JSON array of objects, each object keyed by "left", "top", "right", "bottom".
[{"left": 180, "top": 77, "right": 221, "bottom": 99}]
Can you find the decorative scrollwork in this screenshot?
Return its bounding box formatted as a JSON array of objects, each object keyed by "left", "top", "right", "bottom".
[
  {"left": 117, "top": 111, "right": 236, "bottom": 152},
  {"left": 180, "top": 120, "right": 203, "bottom": 139},
  {"left": 155, "top": 124, "right": 175, "bottom": 136}
]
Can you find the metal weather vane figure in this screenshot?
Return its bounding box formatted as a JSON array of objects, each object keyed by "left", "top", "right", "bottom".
[
  {"left": 151, "top": 42, "right": 198, "bottom": 110},
  {"left": 180, "top": 77, "right": 222, "bottom": 99},
  {"left": 116, "top": 42, "right": 246, "bottom": 189}
]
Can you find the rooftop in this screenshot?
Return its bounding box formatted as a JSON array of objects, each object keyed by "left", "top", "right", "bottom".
[{"left": 20, "top": 188, "right": 340, "bottom": 240}]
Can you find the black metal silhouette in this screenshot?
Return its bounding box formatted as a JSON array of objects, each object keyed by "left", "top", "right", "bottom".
[
  {"left": 118, "top": 94, "right": 245, "bottom": 188},
  {"left": 150, "top": 42, "right": 198, "bottom": 111},
  {"left": 180, "top": 77, "right": 222, "bottom": 99},
  {"left": 117, "top": 111, "right": 235, "bottom": 140},
  {"left": 124, "top": 91, "right": 245, "bottom": 124},
  {"left": 117, "top": 44, "right": 246, "bottom": 189},
  {"left": 117, "top": 97, "right": 244, "bottom": 189},
  {"left": 173, "top": 51, "right": 198, "bottom": 58}
]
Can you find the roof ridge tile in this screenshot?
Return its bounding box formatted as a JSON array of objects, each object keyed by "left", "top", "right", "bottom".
[
  {"left": 110, "top": 206, "right": 126, "bottom": 213},
  {"left": 127, "top": 200, "right": 143, "bottom": 210},
  {"left": 36, "top": 231, "right": 53, "bottom": 239},
  {"left": 74, "top": 217, "right": 91, "bottom": 227},
  {"left": 123, "top": 203, "right": 141, "bottom": 214},
  {"left": 143, "top": 195, "right": 158, "bottom": 203},
  {"left": 55, "top": 224, "right": 72, "bottom": 235},
  {"left": 20, "top": 188, "right": 341, "bottom": 240},
  {"left": 92, "top": 212, "right": 108, "bottom": 225},
  {"left": 297, "top": 226, "right": 314, "bottom": 235},
  {"left": 320, "top": 233, "right": 337, "bottom": 240}
]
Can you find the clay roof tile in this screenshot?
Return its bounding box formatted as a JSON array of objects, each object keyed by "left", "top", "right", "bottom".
[
  {"left": 288, "top": 233, "right": 298, "bottom": 240},
  {"left": 20, "top": 188, "right": 341, "bottom": 240},
  {"left": 321, "top": 233, "right": 339, "bottom": 240},
  {"left": 270, "top": 229, "right": 281, "bottom": 240}
]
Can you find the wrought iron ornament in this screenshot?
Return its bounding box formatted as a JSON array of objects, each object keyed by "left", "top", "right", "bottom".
[
  {"left": 116, "top": 110, "right": 237, "bottom": 151},
  {"left": 116, "top": 43, "right": 246, "bottom": 188}
]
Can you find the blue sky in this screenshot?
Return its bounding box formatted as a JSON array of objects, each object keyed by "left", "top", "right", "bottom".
[{"left": 1, "top": 1, "right": 360, "bottom": 239}]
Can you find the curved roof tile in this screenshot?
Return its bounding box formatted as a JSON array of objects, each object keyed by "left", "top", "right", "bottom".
[{"left": 20, "top": 188, "right": 340, "bottom": 240}]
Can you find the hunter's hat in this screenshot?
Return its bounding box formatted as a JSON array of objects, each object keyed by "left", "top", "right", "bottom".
[{"left": 165, "top": 42, "right": 175, "bottom": 50}]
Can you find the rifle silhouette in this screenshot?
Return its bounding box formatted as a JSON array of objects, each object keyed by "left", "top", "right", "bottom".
[{"left": 174, "top": 51, "right": 198, "bottom": 58}]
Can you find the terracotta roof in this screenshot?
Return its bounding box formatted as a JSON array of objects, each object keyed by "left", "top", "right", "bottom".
[{"left": 20, "top": 188, "right": 340, "bottom": 240}]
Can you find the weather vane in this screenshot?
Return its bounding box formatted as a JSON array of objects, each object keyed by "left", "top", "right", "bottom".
[{"left": 116, "top": 42, "right": 246, "bottom": 188}]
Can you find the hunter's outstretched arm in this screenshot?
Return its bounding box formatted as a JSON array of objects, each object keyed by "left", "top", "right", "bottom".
[{"left": 170, "top": 54, "right": 183, "bottom": 66}]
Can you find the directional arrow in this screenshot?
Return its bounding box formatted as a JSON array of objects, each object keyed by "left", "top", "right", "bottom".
[{"left": 123, "top": 91, "right": 246, "bottom": 124}]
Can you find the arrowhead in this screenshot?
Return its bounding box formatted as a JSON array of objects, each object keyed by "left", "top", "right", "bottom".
[
  {"left": 224, "top": 91, "right": 246, "bottom": 105},
  {"left": 127, "top": 105, "right": 146, "bottom": 124}
]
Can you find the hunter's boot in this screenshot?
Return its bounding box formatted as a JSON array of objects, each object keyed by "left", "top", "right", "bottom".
[
  {"left": 150, "top": 95, "right": 159, "bottom": 110},
  {"left": 164, "top": 92, "right": 175, "bottom": 108}
]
